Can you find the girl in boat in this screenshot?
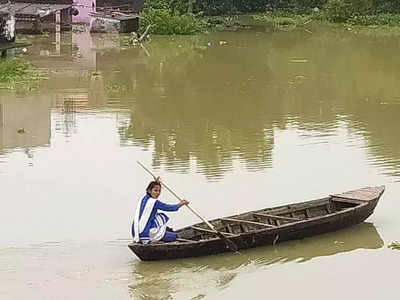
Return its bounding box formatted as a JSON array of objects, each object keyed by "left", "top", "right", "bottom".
[{"left": 132, "top": 178, "right": 189, "bottom": 244}]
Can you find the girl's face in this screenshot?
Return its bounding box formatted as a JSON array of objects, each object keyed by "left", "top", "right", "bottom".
[{"left": 148, "top": 185, "right": 161, "bottom": 199}]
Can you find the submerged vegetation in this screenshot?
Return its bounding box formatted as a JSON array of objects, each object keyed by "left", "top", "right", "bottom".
[
  {"left": 0, "top": 58, "right": 46, "bottom": 91},
  {"left": 140, "top": 0, "right": 400, "bottom": 35}
]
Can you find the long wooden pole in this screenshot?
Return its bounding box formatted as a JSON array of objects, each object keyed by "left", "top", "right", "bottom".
[{"left": 137, "top": 161, "right": 239, "bottom": 252}]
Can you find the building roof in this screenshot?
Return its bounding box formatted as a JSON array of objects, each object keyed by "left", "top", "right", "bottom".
[
  {"left": 0, "top": 3, "right": 72, "bottom": 17},
  {"left": 0, "top": 0, "right": 73, "bottom": 4}
]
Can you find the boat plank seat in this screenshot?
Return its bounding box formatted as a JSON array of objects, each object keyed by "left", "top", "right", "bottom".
[
  {"left": 225, "top": 224, "right": 234, "bottom": 234},
  {"left": 253, "top": 212, "right": 301, "bottom": 222},
  {"left": 191, "top": 226, "right": 235, "bottom": 236},
  {"left": 264, "top": 198, "right": 331, "bottom": 216},
  {"left": 221, "top": 217, "right": 276, "bottom": 228},
  {"left": 326, "top": 204, "right": 332, "bottom": 214},
  {"left": 241, "top": 224, "right": 249, "bottom": 232}
]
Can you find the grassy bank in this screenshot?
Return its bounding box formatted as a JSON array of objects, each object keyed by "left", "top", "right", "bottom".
[
  {"left": 140, "top": 11, "right": 400, "bottom": 35},
  {"left": 246, "top": 10, "right": 400, "bottom": 36},
  {"left": 139, "top": 0, "right": 400, "bottom": 35},
  {"left": 252, "top": 10, "right": 400, "bottom": 26}
]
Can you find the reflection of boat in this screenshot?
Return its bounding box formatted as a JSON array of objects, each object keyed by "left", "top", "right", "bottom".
[
  {"left": 129, "top": 186, "right": 385, "bottom": 260},
  {"left": 261, "top": 221, "right": 384, "bottom": 263},
  {"left": 128, "top": 222, "right": 383, "bottom": 298}
]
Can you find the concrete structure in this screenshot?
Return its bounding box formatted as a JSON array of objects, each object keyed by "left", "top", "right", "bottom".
[{"left": 89, "top": 0, "right": 143, "bottom": 33}]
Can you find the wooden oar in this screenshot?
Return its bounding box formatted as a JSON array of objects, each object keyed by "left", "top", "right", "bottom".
[{"left": 137, "top": 161, "right": 239, "bottom": 252}]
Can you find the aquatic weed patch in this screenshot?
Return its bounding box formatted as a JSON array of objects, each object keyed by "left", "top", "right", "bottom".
[
  {"left": 0, "top": 59, "right": 30, "bottom": 84},
  {"left": 252, "top": 12, "right": 313, "bottom": 31},
  {"left": 0, "top": 58, "right": 46, "bottom": 91}
]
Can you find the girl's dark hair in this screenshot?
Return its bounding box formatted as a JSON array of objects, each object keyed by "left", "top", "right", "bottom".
[{"left": 146, "top": 181, "right": 161, "bottom": 195}]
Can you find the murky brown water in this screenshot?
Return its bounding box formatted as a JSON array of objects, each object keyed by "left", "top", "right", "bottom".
[{"left": 1, "top": 24, "right": 399, "bottom": 299}]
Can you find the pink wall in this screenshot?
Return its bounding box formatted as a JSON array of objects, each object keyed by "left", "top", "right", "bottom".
[{"left": 73, "top": 0, "right": 95, "bottom": 23}]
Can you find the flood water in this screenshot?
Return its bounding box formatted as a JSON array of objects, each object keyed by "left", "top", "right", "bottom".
[{"left": 1, "top": 24, "right": 399, "bottom": 299}]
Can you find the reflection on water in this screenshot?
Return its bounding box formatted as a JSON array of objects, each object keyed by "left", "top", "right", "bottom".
[
  {"left": 1, "top": 25, "right": 399, "bottom": 300},
  {"left": 97, "top": 27, "right": 400, "bottom": 181},
  {"left": 128, "top": 223, "right": 383, "bottom": 299},
  {"left": 0, "top": 95, "right": 51, "bottom": 155},
  {"left": 0, "top": 26, "right": 399, "bottom": 181},
  {"left": 0, "top": 223, "right": 384, "bottom": 300}
]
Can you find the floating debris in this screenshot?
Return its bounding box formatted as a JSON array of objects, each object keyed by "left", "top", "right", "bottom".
[{"left": 290, "top": 59, "right": 308, "bottom": 63}]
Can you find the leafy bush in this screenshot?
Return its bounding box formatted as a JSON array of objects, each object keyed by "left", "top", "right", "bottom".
[
  {"left": 141, "top": 0, "right": 400, "bottom": 29},
  {"left": 324, "top": 0, "right": 395, "bottom": 23},
  {"left": 140, "top": 8, "right": 208, "bottom": 35},
  {"left": 324, "top": 0, "right": 354, "bottom": 22},
  {"left": 144, "top": 0, "right": 194, "bottom": 14},
  {"left": 372, "top": 0, "right": 400, "bottom": 14},
  {"left": 143, "top": 0, "right": 170, "bottom": 10},
  {"left": 193, "top": 0, "right": 328, "bottom": 15},
  {"left": 143, "top": 0, "right": 400, "bottom": 17},
  {"left": 351, "top": 0, "right": 373, "bottom": 15}
]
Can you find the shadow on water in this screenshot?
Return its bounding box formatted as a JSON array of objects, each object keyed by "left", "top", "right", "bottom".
[{"left": 127, "top": 222, "right": 383, "bottom": 299}]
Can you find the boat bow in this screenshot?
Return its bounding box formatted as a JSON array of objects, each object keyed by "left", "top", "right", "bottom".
[{"left": 331, "top": 186, "right": 385, "bottom": 202}]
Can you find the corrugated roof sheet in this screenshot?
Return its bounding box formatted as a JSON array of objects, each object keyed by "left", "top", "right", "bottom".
[{"left": 0, "top": 3, "right": 71, "bottom": 16}]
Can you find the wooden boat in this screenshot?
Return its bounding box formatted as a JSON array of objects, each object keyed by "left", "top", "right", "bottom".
[{"left": 128, "top": 186, "right": 385, "bottom": 261}]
